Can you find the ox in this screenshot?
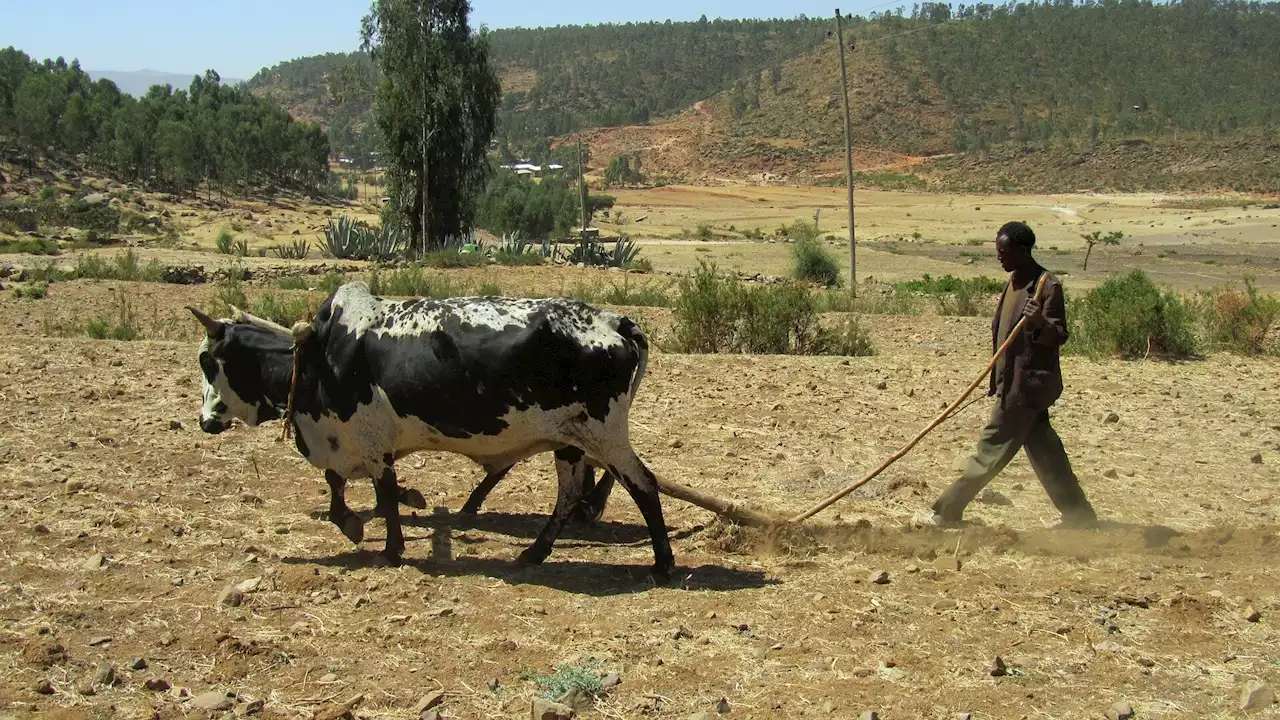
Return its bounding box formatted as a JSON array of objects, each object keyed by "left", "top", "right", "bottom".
[{"left": 187, "top": 281, "right": 673, "bottom": 578}]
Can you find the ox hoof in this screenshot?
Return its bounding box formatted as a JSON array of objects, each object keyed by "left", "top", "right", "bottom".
[
  {"left": 341, "top": 516, "right": 365, "bottom": 545},
  {"left": 400, "top": 488, "right": 427, "bottom": 510},
  {"left": 375, "top": 550, "right": 403, "bottom": 567},
  {"left": 516, "top": 547, "right": 550, "bottom": 566},
  {"left": 459, "top": 503, "right": 481, "bottom": 516},
  {"left": 651, "top": 560, "right": 677, "bottom": 584}
]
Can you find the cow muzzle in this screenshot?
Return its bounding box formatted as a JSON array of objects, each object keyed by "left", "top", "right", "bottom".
[{"left": 200, "top": 417, "right": 230, "bottom": 434}]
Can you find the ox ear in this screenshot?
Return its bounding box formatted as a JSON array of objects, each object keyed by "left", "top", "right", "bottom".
[{"left": 186, "top": 305, "right": 225, "bottom": 338}]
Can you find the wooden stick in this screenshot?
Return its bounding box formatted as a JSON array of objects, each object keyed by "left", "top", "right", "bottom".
[
  {"left": 656, "top": 478, "right": 780, "bottom": 528},
  {"left": 784, "top": 274, "right": 1047, "bottom": 525}
]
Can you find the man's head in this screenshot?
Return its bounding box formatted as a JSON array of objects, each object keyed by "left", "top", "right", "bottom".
[{"left": 995, "top": 221, "right": 1036, "bottom": 273}]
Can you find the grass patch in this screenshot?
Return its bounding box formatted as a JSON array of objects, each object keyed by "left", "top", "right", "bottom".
[
  {"left": 418, "top": 250, "right": 488, "bottom": 269},
  {"left": 494, "top": 249, "right": 544, "bottom": 266},
  {"left": 598, "top": 276, "right": 673, "bottom": 307},
  {"left": 85, "top": 292, "right": 141, "bottom": 341},
  {"left": 1065, "top": 270, "right": 1199, "bottom": 359}
]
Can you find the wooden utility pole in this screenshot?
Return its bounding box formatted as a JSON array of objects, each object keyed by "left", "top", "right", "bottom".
[
  {"left": 834, "top": 9, "right": 857, "bottom": 293},
  {"left": 577, "top": 136, "right": 588, "bottom": 239}
]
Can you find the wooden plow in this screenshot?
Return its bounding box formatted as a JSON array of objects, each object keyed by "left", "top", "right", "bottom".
[{"left": 658, "top": 276, "right": 1046, "bottom": 531}]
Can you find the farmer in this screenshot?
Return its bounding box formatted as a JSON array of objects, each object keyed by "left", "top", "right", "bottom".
[{"left": 923, "top": 221, "right": 1098, "bottom": 528}]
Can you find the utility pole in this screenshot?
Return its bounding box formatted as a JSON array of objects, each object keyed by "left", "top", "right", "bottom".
[
  {"left": 577, "top": 136, "right": 587, "bottom": 240},
  {"left": 834, "top": 8, "right": 857, "bottom": 294}
]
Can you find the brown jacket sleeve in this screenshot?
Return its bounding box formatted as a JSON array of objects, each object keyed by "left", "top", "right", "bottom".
[{"left": 1029, "top": 275, "right": 1069, "bottom": 347}]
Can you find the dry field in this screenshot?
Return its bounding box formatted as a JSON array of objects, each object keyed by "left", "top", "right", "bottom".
[
  {"left": 3, "top": 176, "right": 1280, "bottom": 720},
  {"left": 1, "top": 266, "right": 1278, "bottom": 720}
]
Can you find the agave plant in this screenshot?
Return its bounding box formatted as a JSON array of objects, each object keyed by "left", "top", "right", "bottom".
[
  {"left": 501, "top": 231, "right": 531, "bottom": 256},
  {"left": 368, "top": 223, "right": 406, "bottom": 261},
  {"left": 609, "top": 235, "right": 642, "bottom": 268},
  {"left": 271, "top": 237, "right": 311, "bottom": 260},
  {"left": 322, "top": 215, "right": 362, "bottom": 259}
]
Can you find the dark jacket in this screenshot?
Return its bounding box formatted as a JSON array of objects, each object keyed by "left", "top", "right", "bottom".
[{"left": 989, "top": 265, "right": 1069, "bottom": 410}]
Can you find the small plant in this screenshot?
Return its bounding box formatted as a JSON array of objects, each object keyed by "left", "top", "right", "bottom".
[
  {"left": 11, "top": 282, "right": 48, "bottom": 299},
  {"left": 272, "top": 238, "right": 311, "bottom": 260},
  {"left": 86, "top": 292, "right": 140, "bottom": 341},
  {"left": 1193, "top": 276, "right": 1279, "bottom": 356},
  {"left": 523, "top": 660, "right": 606, "bottom": 702},
  {"left": 791, "top": 237, "right": 841, "bottom": 288},
  {"left": 215, "top": 229, "right": 235, "bottom": 255},
  {"left": 1081, "top": 230, "right": 1123, "bottom": 271},
  {"left": 827, "top": 313, "right": 876, "bottom": 356},
  {"left": 495, "top": 232, "right": 542, "bottom": 266},
  {"left": 695, "top": 223, "right": 714, "bottom": 241}
]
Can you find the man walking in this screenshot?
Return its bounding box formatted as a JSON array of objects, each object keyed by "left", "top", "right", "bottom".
[{"left": 924, "top": 221, "right": 1098, "bottom": 528}]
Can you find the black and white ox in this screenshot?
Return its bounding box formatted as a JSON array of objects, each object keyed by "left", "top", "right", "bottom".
[{"left": 186, "top": 281, "right": 675, "bottom": 578}]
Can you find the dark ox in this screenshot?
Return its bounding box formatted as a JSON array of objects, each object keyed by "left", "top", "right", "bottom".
[{"left": 187, "top": 281, "right": 674, "bottom": 578}]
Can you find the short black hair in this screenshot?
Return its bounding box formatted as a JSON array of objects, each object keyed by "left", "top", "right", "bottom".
[{"left": 998, "top": 221, "right": 1035, "bottom": 248}]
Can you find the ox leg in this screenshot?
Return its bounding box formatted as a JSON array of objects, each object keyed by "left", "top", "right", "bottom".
[
  {"left": 460, "top": 464, "right": 514, "bottom": 515},
  {"left": 372, "top": 459, "right": 406, "bottom": 564},
  {"left": 325, "top": 470, "right": 365, "bottom": 545},
  {"left": 604, "top": 449, "right": 676, "bottom": 581},
  {"left": 576, "top": 466, "right": 617, "bottom": 524},
  {"left": 516, "top": 446, "right": 590, "bottom": 566}
]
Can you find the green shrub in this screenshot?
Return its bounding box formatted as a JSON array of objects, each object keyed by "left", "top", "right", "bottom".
[
  {"left": 272, "top": 238, "right": 311, "bottom": 260},
  {"left": 1192, "top": 277, "right": 1279, "bottom": 356},
  {"left": 251, "top": 293, "right": 318, "bottom": 327},
  {"left": 826, "top": 313, "right": 876, "bottom": 356},
  {"left": 600, "top": 276, "right": 672, "bottom": 307},
  {"left": 695, "top": 223, "right": 714, "bottom": 241},
  {"left": 215, "top": 229, "right": 236, "bottom": 255},
  {"left": 791, "top": 237, "right": 842, "bottom": 288},
  {"left": 1065, "top": 270, "right": 1198, "bottom": 359},
  {"left": 11, "top": 282, "right": 48, "bottom": 299},
  {"left": 784, "top": 219, "right": 819, "bottom": 243},
  {"left": 672, "top": 260, "right": 859, "bottom": 355},
  {"left": 0, "top": 237, "right": 60, "bottom": 255}
]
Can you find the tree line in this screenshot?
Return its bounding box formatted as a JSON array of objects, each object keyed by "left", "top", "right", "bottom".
[{"left": 0, "top": 48, "right": 331, "bottom": 197}]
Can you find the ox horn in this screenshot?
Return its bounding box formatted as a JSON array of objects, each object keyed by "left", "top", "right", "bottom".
[
  {"left": 229, "top": 306, "right": 293, "bottom": 337},
  {"left": 186, "top": 305, "right": 225, "bottom": 337}
]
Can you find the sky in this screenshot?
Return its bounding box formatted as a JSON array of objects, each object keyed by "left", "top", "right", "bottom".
[{"left": 0, "top": 0, "right": 901, "bottom": 80}]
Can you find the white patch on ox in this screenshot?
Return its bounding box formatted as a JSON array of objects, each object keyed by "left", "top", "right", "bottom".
[{"left": 197, "top": 337, "right": 261, "bottom": 427}]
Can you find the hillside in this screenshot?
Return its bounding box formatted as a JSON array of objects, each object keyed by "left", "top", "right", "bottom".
[{"left": 252, "top": 2, "right": 1280, "bottom": 192}]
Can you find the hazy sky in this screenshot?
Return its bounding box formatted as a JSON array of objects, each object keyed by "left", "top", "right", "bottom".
[{"left": 1, "top": 0, "right": 902, "bottom": 80}]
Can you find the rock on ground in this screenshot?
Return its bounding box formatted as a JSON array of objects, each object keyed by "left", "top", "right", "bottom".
[
  {"left": 1241, "top": 681, "right": 1275, "bottom": 712},
  {"left": 1106, "top": 701, "right": 1134, "bottom": 720},
  {"left": 531, "top": 698, "right": 576, "bottom": 720}
]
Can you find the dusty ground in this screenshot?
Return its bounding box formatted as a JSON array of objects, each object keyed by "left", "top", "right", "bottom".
[{"left": 1, "top": 274, "right": 1278, "bottom": 720}]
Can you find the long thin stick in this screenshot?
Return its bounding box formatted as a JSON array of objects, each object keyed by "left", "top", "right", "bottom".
[{"left": 785, "top": 274, "right": 1047, "bottom": 525}]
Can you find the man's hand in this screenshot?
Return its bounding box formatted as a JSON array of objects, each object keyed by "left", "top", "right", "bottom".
[{"left": 1022, "top": 298, "right": 1047, "bottom": 328}]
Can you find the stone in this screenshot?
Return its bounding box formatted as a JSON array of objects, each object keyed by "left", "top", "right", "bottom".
[
  {"left": 319, "top": 673, "right": 338, "bottom": 683},
  {"left": 1251, "top": 452, "right": 1263, "bottom": 464},
  {"left": 1103, "top": 412, "right": 1120, "bottom": 424},
  {"left": 236, "top": 577, "right": 262, "bottom": 593},
  {"left": 716, "top": 697, "right": 731, "bottom": 713},
  {"left": 859, "top": 712, "right": 879, "bottom": 720},
  {"left": 868, "top": 570, "right": 890, "bottom": 585},
  {"left": 601, "top": 672, "right": 621, "bottom": 691},
  {"left": 978, "top": 488, "right": 1012, "bottom": 505},
  {"left": 169, "top": 420, "right": 184, "bottom": 431},
  {"left": 932, "top": 598, "right": 959, "bottom": 611},
  {"left": 669, "top": 438, "right": 684, "bottom": 449},
  {"left": 87, "top": 635, "right": 112, "bottom": 646},
  {"left": 1244, "top": 606, "right": 1261, "bottom": 622},
  {"left": 421, "top": 713, "right": 440, "bottom": 720},
  {"left": 144, "top": 677, "right": 171, "bottom": 691},
  {"left": 414, "top": 691, "right": 444, "bottom": 714},
  {"left": 934, "top": 556, "right": 962, "bottom": 572},
  {"left": 1241, "top": 681, "right": 1275, "bottom": 712},
  {"left": 989, "top": 656, "right": 1008, "bottom": 677},
  {"left": 129, "top": 657, "right": 148, "bottom": 670},
  {"left": 671, "top": 625, "right": 694, "bottom": 640},
  {"left": 1106, "top": 702, "right": 1134, "bottom": 720},
  {"left": 95, "top": 664, "right": 116, "bottom": 686},
  {"left": 1102, "top": 469, "right": 1119, "bottom": 479},
  {"left": 531, "top": 698, "right": 575, "bottom": 720},
  {"left": 190, "top": 690, "right": 234, "bottom": 712},
  {"left": 78, "top": 682, "right": 96, "bottom": 696},
  {"left": 35, "top": 678, "right": 54, "bottom": 694},
  {"left": 83, "top": 554, "right": 106, "bottom": 570},
  {"left": 217, "top": 585, "right": 244, "bottom": 608},
  {"left": 875, "top": 380, "right": 888, "bottom": 390}
]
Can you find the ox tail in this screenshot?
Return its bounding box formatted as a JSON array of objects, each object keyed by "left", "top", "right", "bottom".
[{"left": 620, "top": 317, "right": 649, "bottom": 404}]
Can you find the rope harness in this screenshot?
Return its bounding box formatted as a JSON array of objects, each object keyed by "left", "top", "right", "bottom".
[{"left": 279, "top": 320, "right": 313, "bottom": 443}]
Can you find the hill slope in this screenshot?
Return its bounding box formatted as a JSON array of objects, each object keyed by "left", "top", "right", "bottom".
[{"left": 247, "top": 2, "right": 1280, "bottom": 193}]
